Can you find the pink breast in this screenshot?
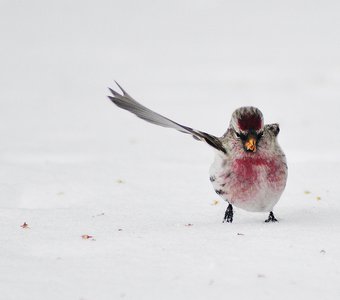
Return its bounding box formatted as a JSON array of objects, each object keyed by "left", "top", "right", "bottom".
[
  {"left": 226, "top": 156, "right": 286, "bottom": 202},
  {"left": 233, "top": 157, "right": 277, "bottom": 182}
]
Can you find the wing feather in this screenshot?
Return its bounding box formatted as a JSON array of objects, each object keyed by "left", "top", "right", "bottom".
[{"left": 108, "top": 82, "right": 226, "bottom": 154}]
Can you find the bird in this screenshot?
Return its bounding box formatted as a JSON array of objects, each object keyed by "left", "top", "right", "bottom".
[{"left": 108, "top": 82, "right": 288, "bottom": 223}]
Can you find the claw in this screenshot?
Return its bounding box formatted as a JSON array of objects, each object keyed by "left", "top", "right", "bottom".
[
  {"left": 265, "top": 211, "right": 278, "bottom": 223},
  {"left": 223, "top": 204, "right": 233, "bottom": 223}
]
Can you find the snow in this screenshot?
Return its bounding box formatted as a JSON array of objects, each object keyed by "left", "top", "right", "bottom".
[{"left": 1, "top": 0, "right": 340, "bottom": 299}]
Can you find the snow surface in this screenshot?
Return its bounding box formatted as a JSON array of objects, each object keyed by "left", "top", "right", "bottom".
[{"left": 1, "top": 1, "right": 340, "bottom": 299}]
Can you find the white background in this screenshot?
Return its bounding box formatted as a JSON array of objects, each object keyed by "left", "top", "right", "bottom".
[{"left": 1, "top": 1, "right": 340, "bottom": 299}]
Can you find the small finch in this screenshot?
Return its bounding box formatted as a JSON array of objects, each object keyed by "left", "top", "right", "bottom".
[{"left": 108, "top": 82, "right": 288, "bottom": 223}]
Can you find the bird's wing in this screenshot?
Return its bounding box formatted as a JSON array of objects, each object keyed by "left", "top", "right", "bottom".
[{"left": 108, "top": 82, "right": 226, "bottom": 154}]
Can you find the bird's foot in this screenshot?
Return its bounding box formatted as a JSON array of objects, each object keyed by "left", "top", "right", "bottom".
[
  {"left": 223, "top": 204, "right": 233, "bottom": 223},
  {"left": 265, "top": 211, "right": 278, "bottom": 223}
]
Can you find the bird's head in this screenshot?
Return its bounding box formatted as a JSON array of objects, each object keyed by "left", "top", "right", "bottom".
[{"left": 229, "top": 107, "right": 264, "bottom": 153}]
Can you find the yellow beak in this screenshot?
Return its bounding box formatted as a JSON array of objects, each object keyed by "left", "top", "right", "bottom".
[{"left": 244, "top": 136, "right": 257, "bottom": 152}]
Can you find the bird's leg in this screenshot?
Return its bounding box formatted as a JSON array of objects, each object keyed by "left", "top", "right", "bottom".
[
  {"left": 265, "top": 211, "right": 278, "bottom": 223},
  {"left": 223, "top": 204, "right": 233, "bottom": 223}
]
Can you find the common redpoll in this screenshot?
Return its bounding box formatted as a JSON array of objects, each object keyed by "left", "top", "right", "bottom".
[{"left": 108, "top": 82, "right": 288, "bottom": 223}]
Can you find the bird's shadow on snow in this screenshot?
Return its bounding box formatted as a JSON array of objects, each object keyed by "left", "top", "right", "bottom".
[
  {"left": 193, "top": 206, "right": 339, "bottom": 231},
  {"left": 219, "top": 206, "right": 340, "bottom": 228}
]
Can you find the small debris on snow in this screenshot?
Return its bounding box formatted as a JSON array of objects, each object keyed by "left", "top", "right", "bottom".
[
  {"left": 211, "top": 200, "right": 219, "bottom": 205},
  {"left": 92, "top": 212, "right": 105, "bottom": 217},
  {"left": 185, "top": 223, "right": 193, "bottom": 227},
  {"left": 20, "top": 222, "right": 30, "bottom": 229},
  {"left": 237, "top": 233, "right": 244, "bottom": 236},
  {"left": 257, "top": 274, "right": 266, "bottom": 278},
  {"left": 116, "top": 179, "right": 125, "bottom": 184},
  {"left": 320, "top": 249, "right": 326, "bottom": 254},
  {"left": 56, "top": 192, "right": 65, "bottom": 196},
  {"left": 118, "top": 228, "right": 123, "bottom": 231},
  {"left": 208, "top": 280, "right": 215, "bottom": 285},
  {"left": 81, "top": 235, "right": 94, "bottom": 240},
  {"left": 304, "top": 190, "right": 322, "bottom": 201}
]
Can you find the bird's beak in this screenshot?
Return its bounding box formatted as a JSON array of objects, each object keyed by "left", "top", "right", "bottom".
[{"left": 244, "top": 135, "right": 257, "bottom": 152}]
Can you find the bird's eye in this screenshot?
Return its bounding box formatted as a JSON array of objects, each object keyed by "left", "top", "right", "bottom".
[
  {"left": 257, "top": 131, "right": 263, "bottom": 140},
  {"left": 235, "top": 132, "right": 246, "bottom": 141}
]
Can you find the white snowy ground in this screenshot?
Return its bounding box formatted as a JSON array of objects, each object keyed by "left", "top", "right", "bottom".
[{"left": 1, "top": 1, "right": 340, "bottom": 299}]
